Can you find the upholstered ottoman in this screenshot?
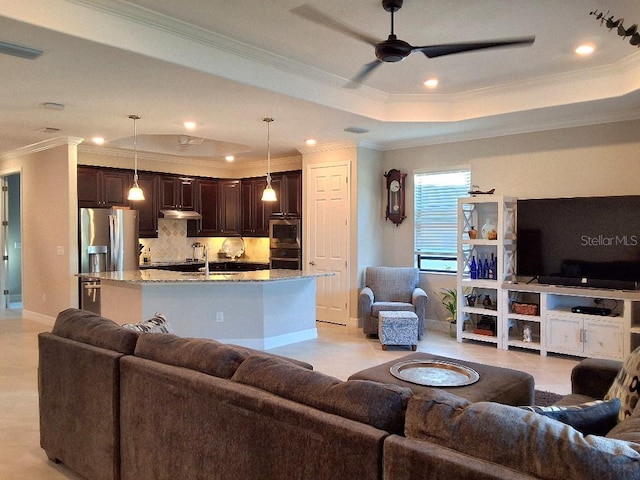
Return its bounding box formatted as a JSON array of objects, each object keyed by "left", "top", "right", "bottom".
[
  {"left": 378, "top": 311, "right": 419, "bottom": 351},
  {"left": 348, "top": 352, "right": 534, "bottom": 406}
]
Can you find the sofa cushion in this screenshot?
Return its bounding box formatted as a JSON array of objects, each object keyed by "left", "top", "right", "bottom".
[
  {"left": 605, "top": 345, "right": 640, "bottom": 421},
  {"left": 405, "top": 389, "right": 640, "bottom": 480},
  {"left": 231, "top": 355, "right": 412, "bottom": 434},
  {"left": 607, "top": 416, "right": 640, "bottom": 447},
  {"left": 134, "top": 334, "right": 250, "bottom": 379},
  {"left": 520, "top": 398, "right": 620, "bottom": 436},
  {"left": 122, "top": 312, "right": 173, "bottom": 334},
  {"left": 52, "top": 308, "right": 138, "bottom": 354}
]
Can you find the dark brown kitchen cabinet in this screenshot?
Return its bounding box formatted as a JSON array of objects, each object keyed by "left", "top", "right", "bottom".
[
  {"left": 189, "top": 179, "right": 241, "bottom": 237},
  {"left": 77, "top": 166, "right": 131, "bottom": 208},
  {"left": 133, "top": 172, "right": 158, "bottom": 238},
  {"left": 219, "top": 179, "right": 241, "bottom": 235},
  {"left": 269, "top": 170, "right": 302, "bottom": 219},
  {"left": 187, "top": 178, "right": 219, "bottom": 237},
  {"left": 241, "top": 177, "right": 271, "bottom": 236},
  {"left": 159, "top": 175, "right": 196, "bottom": 211}
]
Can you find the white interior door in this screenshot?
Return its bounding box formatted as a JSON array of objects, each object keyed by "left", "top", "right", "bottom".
[{"left": 306, "top": 163, "right": 350, "bottom": 324}]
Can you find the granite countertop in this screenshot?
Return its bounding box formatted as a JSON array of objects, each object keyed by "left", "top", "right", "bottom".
[{"left": 77, "top": 269, "right": 330, "bottom": 284}]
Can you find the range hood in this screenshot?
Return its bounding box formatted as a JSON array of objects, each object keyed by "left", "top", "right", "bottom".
[{"left": 160, "top": 209, "right": 202, "bottom": 220}]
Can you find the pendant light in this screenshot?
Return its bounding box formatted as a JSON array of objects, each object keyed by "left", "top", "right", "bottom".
[
  {"left": 261, "top": 117, "right": 277, "bottom": 202},
  {"left": 127, "top": 114, "right": 145, "bottom": 201}
]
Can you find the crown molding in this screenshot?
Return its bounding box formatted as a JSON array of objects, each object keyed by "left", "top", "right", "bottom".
[
  {"left": 298, "top": 141, "right": 358, "bottom": 155},
  {"left": 1, "top": 137, "right": 84, "bottom": 160},
  {"left": 78, "top": 144, "right": 301, "bottom": 171},
  {"left": 378, "top": 109, "right": 640, "bottom": 151}
]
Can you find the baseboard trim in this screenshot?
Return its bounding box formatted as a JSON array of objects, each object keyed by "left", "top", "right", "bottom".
[{"left": 22, "top": 310, "right": 56, "bottom": 327}]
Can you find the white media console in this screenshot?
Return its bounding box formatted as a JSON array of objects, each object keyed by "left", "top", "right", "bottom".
[{"left": 457, "top": 196, "right": 640, "bottom": 361}]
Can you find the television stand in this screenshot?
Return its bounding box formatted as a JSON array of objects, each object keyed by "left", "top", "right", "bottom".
[{"left": 501, "top": 282, "right": 640, "bottom": 360}]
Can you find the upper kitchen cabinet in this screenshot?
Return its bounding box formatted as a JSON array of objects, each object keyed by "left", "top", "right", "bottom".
[
  {"left": 188, "top": 178, "right": 219, "bottom": 237},
  {"left": 133, "top": 172, "right": 158, "bottom": 238},
  {"left": 77, "top": 166, "right": 131, "bottom": 208},
  {"left": 241, "top": 176, "right": 270, "bottom": 237},
  {"left": 159, "top": 175, "right": 196, "bottom": 211},
  {"left": 269, "top": 170, "right": 302, "bottom": 219},
  {"left": 218, "top": 179, "right": 241, "bottom": 235},
  {"left": 189, "top": 178, "right": 241, "bottom": 237}
]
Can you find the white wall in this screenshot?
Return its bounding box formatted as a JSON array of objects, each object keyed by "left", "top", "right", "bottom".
[
  {"left": 355, "top": 146, "right": 384, "bottom": 324},
  {"left": 0, "top": 140, "right": 79, "bottom": 320},
  {"left": 383, "top": 119, "right": 640, "bottom": 329}
]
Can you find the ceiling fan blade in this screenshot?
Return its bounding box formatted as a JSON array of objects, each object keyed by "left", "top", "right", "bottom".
[
  {"left": 345, "top": 60, "right": 383, "bottom": 88},
  {"left": 415, "top": 37, "right": 535, "bottom": 58},
  {"left": 291, "top": 4, "right": 380, "bottom": 47}
]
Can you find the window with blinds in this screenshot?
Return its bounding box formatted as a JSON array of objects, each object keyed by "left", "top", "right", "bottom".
[{"left": 414, "top": 169, "right": 471, "bottom": 273}]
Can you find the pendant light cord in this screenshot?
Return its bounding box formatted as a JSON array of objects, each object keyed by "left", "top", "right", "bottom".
[
  {"left": 129, "top": 114, "right": 141, "bottom": 184},
  {"left": 264, "top": 117, "right": 273, "bottom": 184}
]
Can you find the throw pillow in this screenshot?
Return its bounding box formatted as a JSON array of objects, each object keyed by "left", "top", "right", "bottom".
[
  {"left": 605, "top": 345, "right": 640, "bottom": 421},
  {"left": 405, "top": 392, "right": 640, "bottom": 480},
  {"left": 122, "top": 312, "right": 173, "bottom": 333},
  {"left": 520, "top": 398, "right": 620, "bottom": 436}
]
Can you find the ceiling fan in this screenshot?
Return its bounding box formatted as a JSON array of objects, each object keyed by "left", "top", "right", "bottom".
[{"left": 292, "top": 0, "right": 535, "bottom": 87}]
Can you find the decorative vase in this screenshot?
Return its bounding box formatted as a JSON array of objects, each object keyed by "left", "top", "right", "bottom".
[
  {"left": 482, "top": 294, "right": 492, "bottom": 307},
  {"left": 468, "top": 226, "right": 478, "bottom": 239},
  {"left": 481, "top": 219, "right": 496, "bottom": 239}
]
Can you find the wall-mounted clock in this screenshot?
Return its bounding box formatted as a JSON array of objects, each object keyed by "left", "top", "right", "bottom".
[{"left": 385, "top": 169, "right": 407, "bottom": 226}]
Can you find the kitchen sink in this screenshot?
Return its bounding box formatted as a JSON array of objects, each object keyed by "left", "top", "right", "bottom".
[{"left": 179, "top": 271, "right": 241, "bottom": 276}]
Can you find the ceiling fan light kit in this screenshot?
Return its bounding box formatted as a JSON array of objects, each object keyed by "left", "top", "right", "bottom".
[{"left": 294, "top": 0, "right": 535, "bottom": 87}]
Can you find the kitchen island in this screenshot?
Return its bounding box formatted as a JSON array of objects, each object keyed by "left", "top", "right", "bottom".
[{"left": 77, "top": 269, "right": 329, "bottom": 349}]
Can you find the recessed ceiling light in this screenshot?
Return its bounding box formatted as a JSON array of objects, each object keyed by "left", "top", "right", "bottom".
[
  {"left": 183, "top": 121, "right": 196, "bottom": 129},
  {"left": 92, "top": 137, "right": 105, "bottom": 145},
  {"left": 423, "top": 78, "right": 439, "bottom": 88},
  {"left": 225, "top": 155, "right": 235, "bottom": 162},
  {"left": 305, "top": 138, "right": 317, "bottom": 146},
  {"left": 575, "top": 44, "right": 595, "bottom": 56}
]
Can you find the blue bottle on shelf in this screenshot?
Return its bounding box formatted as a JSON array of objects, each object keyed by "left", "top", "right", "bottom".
[
  {"left": 470, "top": 256, "right": 477, "bottom": 279},
  {"left": 483, "top": 255, "right": 490, "bottom": 279}
]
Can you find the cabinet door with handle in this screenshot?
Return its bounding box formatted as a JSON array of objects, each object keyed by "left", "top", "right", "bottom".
[
  {"left": 188, "top": 178, "right": 219, "bottom": 237},
  {"left": 584, "top": 318, "right": 624, "bottom": 360},
  {"left": 546, "top": 315, "right": 583, "bottom": 356}
]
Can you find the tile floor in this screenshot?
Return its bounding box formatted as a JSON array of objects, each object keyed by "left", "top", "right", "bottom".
[{"left": 0, "top": 310, "right": 580, "bottom": 479}]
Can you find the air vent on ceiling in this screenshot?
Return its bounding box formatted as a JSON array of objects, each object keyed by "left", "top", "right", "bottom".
[
  {"left": 344, "top": 126, "right": 369, "bottom": 134},
  {"left": 0, "top": 41, "right": 43, "bottom": 60},
  {"left": 38, "top": 127, "right": 61, "bottom": 134},
  {"left": 40, "top": 102, "right": 65, "bottom": 111}
]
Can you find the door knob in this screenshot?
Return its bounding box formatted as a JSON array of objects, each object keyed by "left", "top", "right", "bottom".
[{"left": 309, "top": 261, "right": 316, "bottom": 266}]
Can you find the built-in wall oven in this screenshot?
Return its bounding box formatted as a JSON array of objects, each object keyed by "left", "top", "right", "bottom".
[{"left": 269, "top": 218, "right": 301, "bottom": 269}]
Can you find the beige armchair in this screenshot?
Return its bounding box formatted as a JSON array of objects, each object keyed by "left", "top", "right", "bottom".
[{"left": 359, "top": 267, "right": 428, "bottom": 339}]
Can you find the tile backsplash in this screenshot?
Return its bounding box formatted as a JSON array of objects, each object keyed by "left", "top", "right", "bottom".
[{"left": 139, "top": 219, "right": 270, "bottom": 263}]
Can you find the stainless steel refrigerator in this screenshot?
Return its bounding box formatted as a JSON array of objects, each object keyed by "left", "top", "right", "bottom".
[{"left": 79, "top": 208, "right": 139, "bottom": 314}]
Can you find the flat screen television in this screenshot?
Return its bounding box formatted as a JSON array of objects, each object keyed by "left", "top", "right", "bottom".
[{"left": 517, "top": 196, "right": 640, "bottom": 290}]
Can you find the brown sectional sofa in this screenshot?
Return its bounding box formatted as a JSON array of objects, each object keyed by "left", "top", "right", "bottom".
[{"left": 39, "top": 309, "right": 640, "bottom": 480}]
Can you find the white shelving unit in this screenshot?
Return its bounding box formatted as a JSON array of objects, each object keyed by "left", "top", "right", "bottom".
[
  {"left": 503, "top": 287, "right": 545, "bottom": 354},
  {"left": 456, "top": 196, "right": 517, "bottom": 348},
  {"left": 456, "top": 196, "right": 640, "bottom": 360}
]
